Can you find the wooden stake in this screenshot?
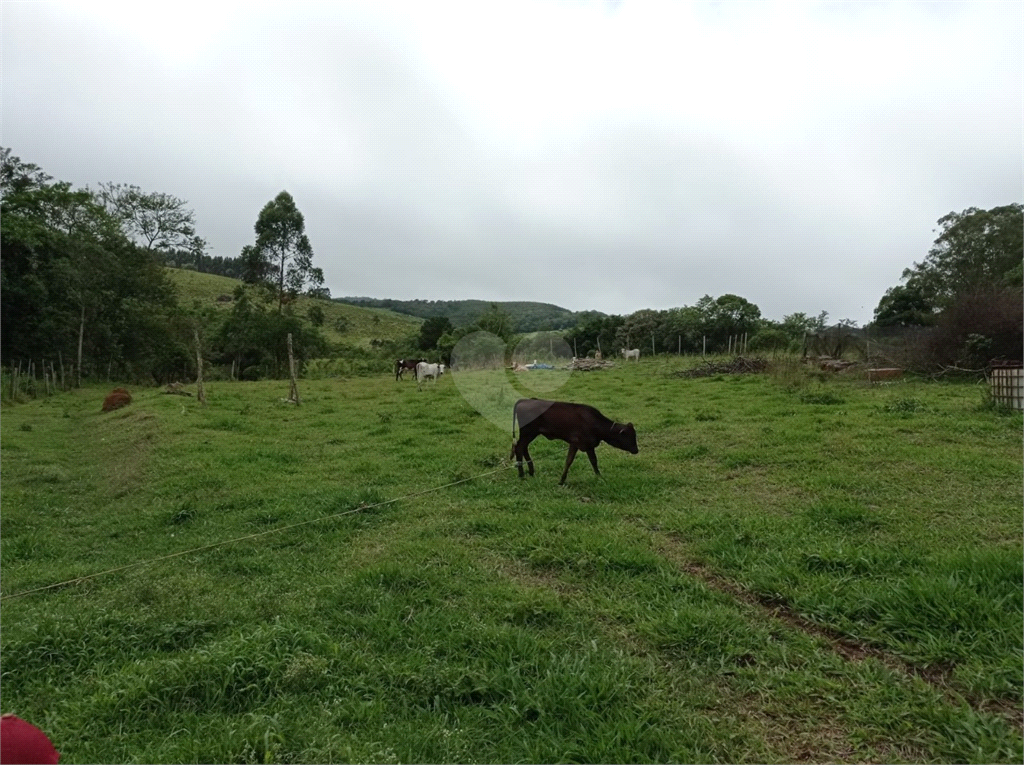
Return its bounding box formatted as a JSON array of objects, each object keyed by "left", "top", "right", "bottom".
[
  {"left": 287, "top": 333, "right": 301, "bottom": 405},
  {"left": 77, "top": 304, "right": 84, "bottom": 388},
  {"left": 194, "top": 327, "right": 206, "bottom": 405},
  {"left": 58, "top": 350, "right": 65, "bottom": 391},
  {"left": 702, "top": 335, "right": 706, "bottom": 357}
]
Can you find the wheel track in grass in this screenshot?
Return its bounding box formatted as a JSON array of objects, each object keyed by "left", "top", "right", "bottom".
[
  {"left": 481, "top": 521, "right": 1021, "bottom": 740},
  {"left": 646, "top": 526, "right": 1024, "bottom": 733},
  {"left": 485, "top": 552, "right": 923, "bottom": 763}
]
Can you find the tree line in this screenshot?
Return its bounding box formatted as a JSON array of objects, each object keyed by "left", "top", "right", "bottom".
[
  {"left": 1, "top": 148, "right": 330, "bottom": 387},
  {"left": 3, "top": 144, "right": 1019, "bottom": 387},
  {"left": 412, "top": 205, "right": 1021, "bottom": 370}
]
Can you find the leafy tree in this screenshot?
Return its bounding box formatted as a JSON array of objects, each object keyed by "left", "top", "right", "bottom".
[
  {"left": 435, "top": 332, "right": 457, "bottom": 365},
  {"left": 474, "top": 303, "right": 515, "bottom": 343},
  {"left": 0, "top": 147, "right": 51, "bottom": 198},
  {"left": 876, "top": 282, "right": 937, "bottom": 327},
  {"left": 215, "top": 285, "right": 327, "bottom": 378},
  {"left": 616, "top": 309, "right": 663, "bottom": 352},
  {"left": 564, "top": 314, "right": 625, "bottom": 357},
  {"left": 693, "top": 294, "right": 763, "bottom": 350},
  {"left": 659, "top": 306, "right": 702, "bottom": 352},
  {"left": 901, "top": 204, "right": 1023, "bottom": 306},
  {"left": 778, "top": 311, "right": 829, "bottom": 339},
  {"left": 747, "top": 328, "right": 790, "bottom": 353},
  {"left": 95, "top": 182, "right": 204, "bottom": 256},
  {"left": 1, "top": 150, "right": 176, "bottom": 380},
  {"left": 243, "top": 191, "right": 324, "bottom": 313},
  {"left": 307, "top": 304, "right": 325, "bottom": 327},
  {"left": 419, "top": 315, "right": 454, "bottom": 351}
]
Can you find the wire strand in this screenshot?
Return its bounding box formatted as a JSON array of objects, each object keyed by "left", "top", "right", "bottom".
[{"left": 1, "top": 463, "right": 520, "bottom": 602}]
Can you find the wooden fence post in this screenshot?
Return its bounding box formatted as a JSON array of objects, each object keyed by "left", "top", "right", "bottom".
[
  {"left": 287, "top": 333, "right": 301, "bottom": 405},
  {"left": 194, "top": 328, "right": 206, "bottom": 405}
]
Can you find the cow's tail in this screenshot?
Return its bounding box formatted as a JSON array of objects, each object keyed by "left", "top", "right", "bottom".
[{"left": 510, "top": 400, "right": 520, "bottom": 456}]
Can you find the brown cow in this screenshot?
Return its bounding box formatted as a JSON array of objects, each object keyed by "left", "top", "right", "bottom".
[
  {"left": 511, "top": 398, "right": 638, "bottom": 485},
  {"left": 395, "top": 358, "right": 427, "bottom": 381}
]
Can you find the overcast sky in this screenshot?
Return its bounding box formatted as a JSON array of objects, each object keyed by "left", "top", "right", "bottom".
[{"left": 3, "top": 0, "right": 1021, "bottom": 324}]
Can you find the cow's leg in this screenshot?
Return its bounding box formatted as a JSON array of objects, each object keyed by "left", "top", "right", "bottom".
[
  {"left": 585, "top": 448, "right": 600, "bottom": 476},
  {"left": 523, "top": 436, "right": 536, "bottom": 476},
  {"left": 514, "top": 436, "right": 536, "bottom": 477},
  {"left": 523, "top": 443, "right": 535, "bottom": 476},
  {"left": 559, "top": 445, "right": 579, "bottom": 485}
]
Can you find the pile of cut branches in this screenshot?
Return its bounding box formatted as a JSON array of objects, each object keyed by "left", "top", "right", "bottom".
[
  {"left": 567, "top": 359, "right": 617, "bottom": 371},
  {"left": 672, "top": 356, "right": 770, "bottom": 378}
]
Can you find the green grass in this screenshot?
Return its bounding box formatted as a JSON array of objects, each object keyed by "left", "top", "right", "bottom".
[
  {"left": 1, "top": 358, "right": 1021, "bottom": 763},
  {"left": 165, "top": 268, "right": 422, "bottom": 348}
]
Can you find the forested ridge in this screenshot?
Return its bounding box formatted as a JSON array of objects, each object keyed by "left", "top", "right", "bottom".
[{"left": 334, "top": 297, "right": 600, "bottom": 333}]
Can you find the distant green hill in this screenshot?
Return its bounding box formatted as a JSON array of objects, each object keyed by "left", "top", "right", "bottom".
[
  {"left": 334, "top": 297, "right": 605, "bottom": 332},
  {"left": 165, "top": 269, "right": 421, "bottom": 348}
]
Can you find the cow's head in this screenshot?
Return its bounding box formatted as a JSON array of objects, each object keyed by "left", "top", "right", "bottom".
[{"left": 607, "top": 422, "right": 638, "bottom": 454}]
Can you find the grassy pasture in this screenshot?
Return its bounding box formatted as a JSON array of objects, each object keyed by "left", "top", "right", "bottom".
[
  {"left": 165, "top": 268, "right": 422, "bottom": 348},
  {"left": 1, "top": 358, "right": 1021, "bottom": 763}
]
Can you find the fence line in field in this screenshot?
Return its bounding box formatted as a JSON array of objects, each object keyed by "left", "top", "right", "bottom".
[{"left": 0, "top": 462, "right": 525, "bottom": 602}]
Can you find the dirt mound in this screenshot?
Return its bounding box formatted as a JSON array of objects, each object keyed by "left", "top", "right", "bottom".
[{"left": 101, "top": 389, "right": 132, "bottom": 412}]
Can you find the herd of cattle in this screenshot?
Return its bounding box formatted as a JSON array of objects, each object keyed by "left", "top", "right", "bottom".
[
  {"left": 394, "top": 358, "right": 445, "bottom": 385},
  {"left": 392, "top": 356, "right": 640, "bottom": 484}
]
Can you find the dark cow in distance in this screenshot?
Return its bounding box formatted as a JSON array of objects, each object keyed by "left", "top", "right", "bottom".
[
  {"left": 511, "top": 398, "right": 638, "bottom": 485},
  {"left": 394, "top": 358, "right": 426, "bottom": 381}
]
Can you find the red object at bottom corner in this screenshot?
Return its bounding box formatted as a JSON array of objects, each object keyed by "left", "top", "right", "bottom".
[{"left": 0, "top": 715, "right": 60, "bottom": 764}]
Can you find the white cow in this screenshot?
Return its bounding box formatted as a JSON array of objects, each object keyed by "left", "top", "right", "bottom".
[
  {"left": 621, "top": 348, "right": 640, "bottom": 362},
  {"left": 415, "top": 361, "right": 445, "bottom": 388}
]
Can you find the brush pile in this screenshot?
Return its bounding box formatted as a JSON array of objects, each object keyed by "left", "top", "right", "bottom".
[
  {"left": 672, "top": 356, "right": 770, "bottom": 378},
  {"left": 567, "top": 358, "right": 617, "bottom": 372}
]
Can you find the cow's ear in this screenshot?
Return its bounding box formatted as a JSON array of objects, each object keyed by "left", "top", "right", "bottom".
[{"left": 627, "top": 422, "right": 634, "bottom": 429}]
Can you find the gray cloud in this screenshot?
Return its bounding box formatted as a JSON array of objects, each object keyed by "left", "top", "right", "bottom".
[{"left": 3, "top": 1, "right": 1020, "bottom": 325}]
